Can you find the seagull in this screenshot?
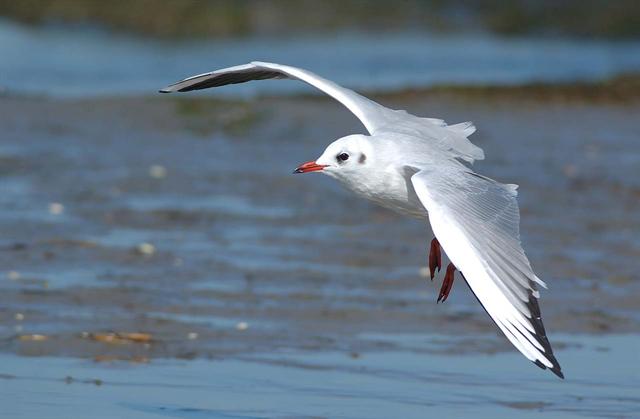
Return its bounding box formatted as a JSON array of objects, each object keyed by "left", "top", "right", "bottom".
[{"left": 160, "top": 61, "right": 564, "bottom": 379}]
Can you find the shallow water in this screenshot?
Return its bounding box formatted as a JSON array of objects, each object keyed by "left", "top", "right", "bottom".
[
  {"left": 1, "top": 334, "right": 638, "bottom": 418},
  {"left": 1, "top": 90, "right": 640, "bottom": 416},
  {"left": 2, "top": 19, "right": 640, "bottom": 97}
]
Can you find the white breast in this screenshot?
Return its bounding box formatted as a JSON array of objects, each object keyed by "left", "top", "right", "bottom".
[{"left": 338, "top": 165, "right": 427, "bottom": 218}]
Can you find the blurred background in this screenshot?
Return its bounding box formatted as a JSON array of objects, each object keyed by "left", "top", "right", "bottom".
[{"left": 1, "top": 1, "right": 639, "bottom": 418}]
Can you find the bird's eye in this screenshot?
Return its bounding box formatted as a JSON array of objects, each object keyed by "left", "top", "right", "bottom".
[{"left": 337, "top": 153, "right": 349, "bottom": 162}]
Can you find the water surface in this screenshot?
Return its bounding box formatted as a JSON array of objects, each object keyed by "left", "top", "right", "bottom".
[
  {"left": 1, "top": 334, "right": 638, "bottom": 418},
  {"left": 2, "top": 19, "right": 640, "bottom": 97},
  {"left": 1, "top": 66, "right": 639, "bottom": 417}
]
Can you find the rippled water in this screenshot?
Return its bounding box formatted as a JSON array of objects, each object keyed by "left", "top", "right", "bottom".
[
  {"left": 1, "top": 25, "right": 640, "bottom": 417},
  {"left": 2, "top": 334, "right": 639, "bottom": 418},
  {"left": 2, "top": 19, "right": 640, "bottom": 97}
]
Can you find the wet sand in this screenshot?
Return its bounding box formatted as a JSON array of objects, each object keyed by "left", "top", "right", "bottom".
[{"left": 1, "top": 92, "right": 639, "bottom": 417}]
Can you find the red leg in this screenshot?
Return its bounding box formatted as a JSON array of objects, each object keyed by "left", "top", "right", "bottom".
[
  {"left": 438, "top": 263, "right": 457, "bottom": 303},
  {"left": 428, "top": 238, "right": 442, "bottom": 280}
]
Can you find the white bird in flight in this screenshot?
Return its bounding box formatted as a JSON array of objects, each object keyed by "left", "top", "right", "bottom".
[{"left": 160, "top": 61, "right": 563, "bottom": 379}]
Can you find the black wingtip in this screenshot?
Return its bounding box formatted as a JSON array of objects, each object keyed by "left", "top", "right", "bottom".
[
  {"left": 552, "top": 368, "right": 565, "bottom": 379},
  {"left": 158, "top": 87, "right": 173, "bottom": 94},
  {"left": 549, "top": 361, "right": 565, "bottom": 379},
  {"left": 533, "top": 359, "right": 564, "bottom": 379}
]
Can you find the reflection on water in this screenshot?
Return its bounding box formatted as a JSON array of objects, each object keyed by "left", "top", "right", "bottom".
[{"left": 2, "top": 19, "right": 640, "bottom": 97}]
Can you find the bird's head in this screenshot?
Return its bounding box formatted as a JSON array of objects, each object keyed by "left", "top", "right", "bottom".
[{"left": 293, "top": 134, "right": 372, "bottom": 181}]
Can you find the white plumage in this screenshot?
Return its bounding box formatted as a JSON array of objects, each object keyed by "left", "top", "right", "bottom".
[{"left": 161, "top": 61, "right": 563, "bottom": 378}]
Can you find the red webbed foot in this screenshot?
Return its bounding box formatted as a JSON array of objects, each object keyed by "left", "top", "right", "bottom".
[
  {"left": 428, "top": 238, "right": 442, "bottom": 280},
  {"left": 437, "top": 263, "right": 457, "bottom": 303}
]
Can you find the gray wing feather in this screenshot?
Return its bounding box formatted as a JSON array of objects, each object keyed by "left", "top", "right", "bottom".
[
  {"left": 160, "top": 61, "right": 483, "bottom": 163},
  {"left": 411, "top": 168, "right": 563, "bottom": 378},
  {"left": 160, "top": 61, "right": 387, "bottom": 133}
]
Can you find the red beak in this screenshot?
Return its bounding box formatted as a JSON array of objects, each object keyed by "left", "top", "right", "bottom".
[{"left": 293, "top": 161, "right": 327, "bottom": 174}]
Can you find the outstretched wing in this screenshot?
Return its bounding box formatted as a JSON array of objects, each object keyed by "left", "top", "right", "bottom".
[
  {"left": 160, "top": 61, "right": 483, "bottom": 163},
  {"left": 160, "top": 61, "right": 388, "bottom": 134},
  {"left": 410, "top": 168, "right": 563, "bottom": 378}
]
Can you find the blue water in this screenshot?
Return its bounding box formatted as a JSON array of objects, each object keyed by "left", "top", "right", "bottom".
[
  {"left": 2, "top": 19, "right": 640, "bottom": 97},
  {"left": 2, "top": 20, "right": 640, "bottom": 418},
  {"left": 1, "top": 334, "right": 638, "bottom": 418}
]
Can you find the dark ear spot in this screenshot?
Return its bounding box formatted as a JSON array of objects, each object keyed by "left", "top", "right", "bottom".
[{"left": 358, "top": 153, "right": 366, "bottom": 164}]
